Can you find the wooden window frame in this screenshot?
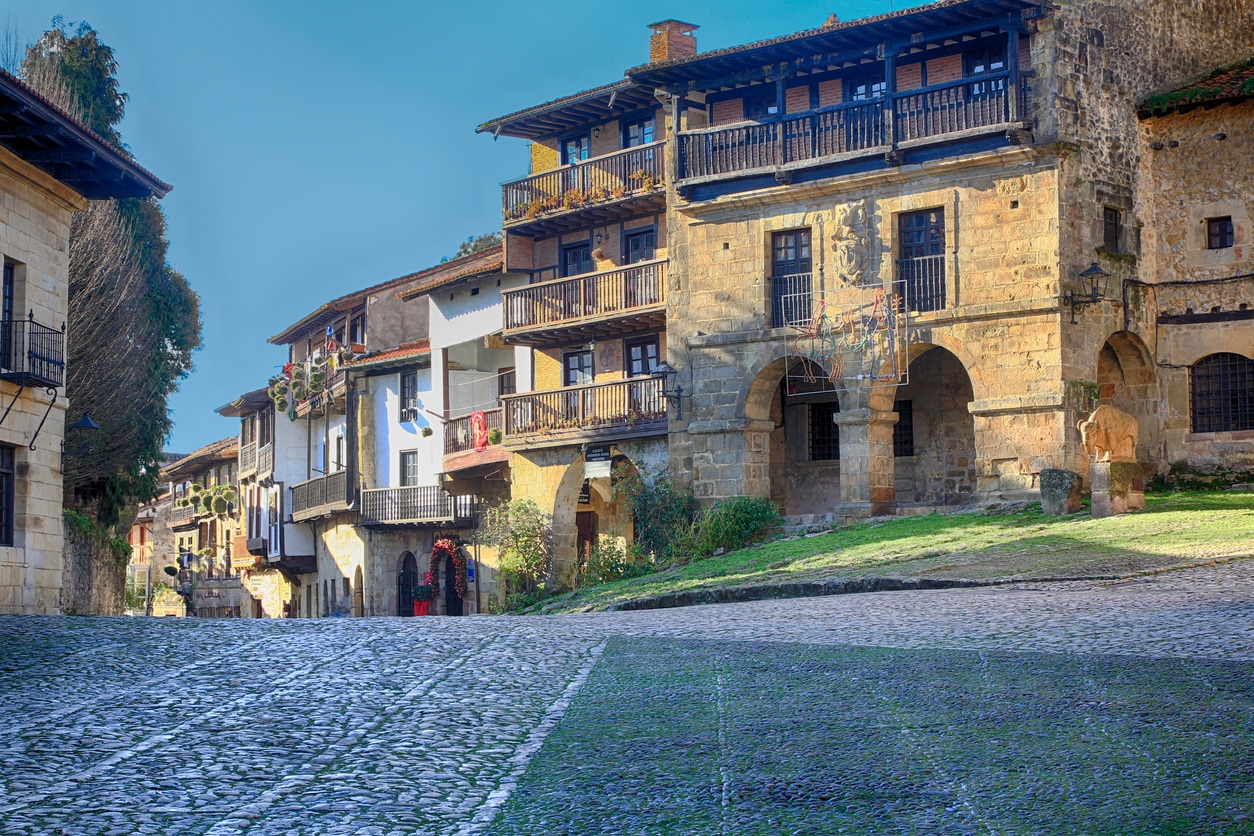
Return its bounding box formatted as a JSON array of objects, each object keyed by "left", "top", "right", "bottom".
[
  {"left": 400, "top": 371, "right": 420, "bottom": 423},
  {"left": 1103, "top": 206, "right": 1123, "bottom": 253},
  {"left": 624, "top": 335, "right": 660, "bottom": 378},
  {"left": 563, "top": 349, "right": 594, "bottom": 387},
  {"left": 497, "top": 367, "right": 516, "bottom": 397},
  {"left": 1207, "top": 216, "right": 1235, "bottom": 250},
  {"left": 399, "top": 450, "right": 420, "bottom": 488},
  {"left": 0, "top": 443, "right": 13, "bottom": 546},
  {"left": 623, "top": 226, "right": 657, "bottom": 264}
]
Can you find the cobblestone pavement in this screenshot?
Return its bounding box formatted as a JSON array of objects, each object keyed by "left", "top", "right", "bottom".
[{"left": 1, "top": 560, "right": 1252, "bottom": 835}]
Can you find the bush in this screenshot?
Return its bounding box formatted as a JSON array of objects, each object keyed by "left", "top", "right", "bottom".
[
  {"left": 584, "top": 535, "right": 654, "bottom": 585},
  {"left": 614, "top": 468, "right": 695, "bottom": 565},
  {"left": 477, "top": 499, "right": 552, "bottom": 598},
  {"left": 693, "top": 496, "right": 782, "bottom": 557}
]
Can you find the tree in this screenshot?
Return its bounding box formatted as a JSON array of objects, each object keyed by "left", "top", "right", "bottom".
[
  {"left": 443, "top": 231, "right": 501, "bottom": 262},
  {"left": 20, "top": 20, "right": 202, "bottom": 528}
]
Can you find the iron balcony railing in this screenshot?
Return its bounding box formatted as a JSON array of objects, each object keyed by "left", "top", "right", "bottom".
[
  {"left": 502, "top": 377, "right": 667, "bottom": 440},
  {"left": 290, "top": 470, "right": 350, "bottom": 517},
  {"left": 679, "top": 72, "right": 1021, "bottom": 180},
  {"left": 257, "top": 442, "right": 274, "bottom": 477},
  {"left": 239, "top": 442, "right": 257, "bottom": 476},
  {"left": 502, "top": 141, "right": 665, "bottom": 225},
  {"left": 359, "top": 486, "right": 477, "bottom": 525},
  {"left": 771, "top": 272, "right": 814, "bottom": 329},
  {"left": 0, "top": 314, "right": 65, "bottom": 388},
  {"left": 896, "top": 255, "right": 947, "bottom": 313},
  {"left": 445, "top": 408, "right": 503, "bottom": 456},
  {"left": 503, "top": 260, "right": 667, "bottom": 335}
]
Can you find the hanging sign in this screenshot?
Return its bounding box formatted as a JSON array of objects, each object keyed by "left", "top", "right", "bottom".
[
  {"left": 471, "top": 411, "right": 489, "bottom": 453},
  {"left": 584, "top": 445, "right": 612, "bottom": 479},
  {"left": 466, "top": 559, "right": 476, "bottom": 583}
]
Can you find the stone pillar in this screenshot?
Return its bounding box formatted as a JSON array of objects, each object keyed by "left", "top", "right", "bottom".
[
  {"left": 1090, "top": 461, "right": 1144, "bottom": 518},
  {"left": 833, "top": 408, "right": 898, "bottom": 516},
  {"left": 688, "top": 419, "right": 772, "bottom": 503}
]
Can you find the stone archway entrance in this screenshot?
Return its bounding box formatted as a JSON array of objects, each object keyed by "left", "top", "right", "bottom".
[
  {"left": 443, "top": 553, "right": 464, "bottom": 616},
  {"left": 396, "top": 552, "right": 418, "bottom": 617},
  {"left": 1098, "top": 331, "right": 1159, "bottom": 464},
  {"left": 551, "top": 452, "right": 643, "bottom": 586},
  {"left": 891, "top": 346, "right": 977, "bottom": 506}
]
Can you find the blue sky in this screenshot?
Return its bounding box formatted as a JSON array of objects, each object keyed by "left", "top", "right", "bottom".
[{"left": 7, "top": 0, "right": 918, "bottom": 453}]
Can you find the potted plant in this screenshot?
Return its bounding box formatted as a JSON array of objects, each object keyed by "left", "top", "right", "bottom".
[{"left": 412, "top": 582, "right": 436, "bottom": 616}]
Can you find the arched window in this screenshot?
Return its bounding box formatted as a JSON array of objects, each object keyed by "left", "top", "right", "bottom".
[{"left": 1191, "top": 353, "right": 1254, "bottom": 433}]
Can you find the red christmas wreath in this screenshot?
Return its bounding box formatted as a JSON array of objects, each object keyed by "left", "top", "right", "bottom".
[{"left": 432, "top": 537, "right": 469, "bottom": 600}]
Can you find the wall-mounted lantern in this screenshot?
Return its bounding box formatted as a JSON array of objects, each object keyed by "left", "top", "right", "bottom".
[
  {"left": 652, "top": 361, "right": 684, "bottom": 419},
  {"left": 1063, "top": 262, "right": 1111, "bottom": 324}
]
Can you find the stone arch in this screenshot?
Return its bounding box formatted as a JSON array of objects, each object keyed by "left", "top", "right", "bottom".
[
  {"left": 1097, "top": 330, "right": 1160, "bottom": 464},
  {"left": 552, "top": 449, "right": 654, "bottom": 588},
  {"left": 740, "top": 346, "right": 854, "bottom": 424},
  {"left": 891, "top": 344, "right": 978, "bottom": 506},
  {"left": 352, "top": 565, "right": 363, "bottom": 617},
  {"left": 550, "top": 451, "right": 588, "bottom": 589},
  {"left": 396, "top": 551, "right": 418, "bottom": 617},
  {"left": 866, "top": 334, "right": 984, "bottom": 415}
]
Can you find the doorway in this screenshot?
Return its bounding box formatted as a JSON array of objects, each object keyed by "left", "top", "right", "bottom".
[
  {"left": 443, "top": 553, "right": 464, "bottom": 616},
  {"left": 397, "top": 552, "right": 418, "bottom": 617}
]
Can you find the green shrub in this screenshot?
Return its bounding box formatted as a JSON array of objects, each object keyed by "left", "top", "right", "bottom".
[
  {"left": 693, "top": 495, "right": 782, "bottom": 557},
  {"left": 584, "top": 535, "right": 654, "bottom": 585},
  {"left": 477, "top": 499, "right": 552, "bottom": 597},
  {"left": 614, "top": 468, "right": 695, "bottom": 565}
]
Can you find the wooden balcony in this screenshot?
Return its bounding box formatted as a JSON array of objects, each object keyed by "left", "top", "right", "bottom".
[
  {"left": 170, "top": 504, "right": 196, "bottom": 527},
  {"left": 502, "top": 377, "right": 667, "bottom": 449},
  {"left": 678, "top": 73, "right": 1025, "bottom": 185},
  {"left": 359, "top": 486, "right": 478, "bottom": 527},
  {"left": 502, "top": 260, "right": 667, "bottom": 346},
  {"left": 239, "top": 442, "right": 257, "bottom": 478},
  {"left": 443, "top": 408, "right": 508, "bottom": 475},
  {"left": 290, "top": 470, "right": 351, "bottom": 522},
  {"left": 257, "top": 442, "right": 274, "bottom": 477},
  {"left": 502, "top": 141, "right": 666, "bottom": 234}
]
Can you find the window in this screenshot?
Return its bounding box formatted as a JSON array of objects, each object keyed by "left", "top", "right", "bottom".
[
  {"left": 624, "top": 228, "right": 656, "bottom": 264},
  {"left": 809, "top": 401, "right": 840, "bottom": 461},
  {"left": 561, "top": 135, "right": 589, "bottom": 165},
  {"left": 1190, "top": 353, "right": 1254, "bottom": 433},
  {"left": 400, "top": 371, "right": 419, "bottom": 422},
  {"left": 625, "top": 336, "right": 659, "bottom": 377},
  {"left": 564, "top": 350, "right": 594, "bottom": 386},
  {"left": 399, "top": 450, "right": 420, "bottom": 487},
  {"left": 898, "top": 209, "right": 946, "bottom": 312},
  {"left": 0, "top": 444, "right": 13, "bottom": 546},
  {"left": 846, "top": 74, "right": 886, "bottom": 102},
  {"left": 562, "top": 242, "right": 593, "bottom": 278},
  {"left": 1103, "top": 207, "right": 1123, "bottom": 253},
  {"left": 2, "top": 261, "right": 14, "bottom": 369},
  {"left": 744, "top": 88, "right": 779, "bottom": 120},
  {"left": 349, "top": 314, "right": 366, "bottom": 346},
  {"left": 333, "top": 436, "right": 345, "bottom": 472},
  {"left": 1208, "top": 217, "right": 1235, "bottom": 250},
  {"left": 967, "top": 47, "right": 1006, "bottom": 96},
  {"left": 893, "top": 400, "right": 915, "bottom": 457},
  {"left": 498, "top": 367, "right": 516, "bottom": 397},
  {"left": 771, "top": 230, "right": 813, "bottom": 328},
  {"left": 622, "top": 117, "right": 655, "bottom": 148}
]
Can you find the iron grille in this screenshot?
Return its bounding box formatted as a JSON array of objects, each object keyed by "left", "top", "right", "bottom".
[
  {"left": 809, "top": 401, "right": 840, "bottom": 461},
  {"left": 893, "top": 400, "right": 915, "bottom": 457},
  {"left": 1190, "top": 353, "right": 1254, "bottom": 433}
]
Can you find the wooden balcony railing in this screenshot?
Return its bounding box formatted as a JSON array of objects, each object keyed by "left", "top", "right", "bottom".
[
  {"left": 679, "top": 73, "right": 1022, "bottom": 181},
  {"left": 502, "top": 141, "right": 665, "bottom": 225},
  {"left": 445, "top": 408, "right": 503, "bottom": 456},
  {"left": 0, "top": 314, "right": 66, "bottom": 388},
  {"left": 360, "top": 486, "right": 478, "bottom": 526},
  {"left": 502, "top": 377, "right": 667, "bottom": 441},
  {"left": 239, "top": 442, "right": 257, "bottom": 477},
  {"left": 257, "top": 442, "right": 274, "bottom": 477},
  {"left": 171, "top": 504, "right": 195, "bottom": 525},
  {"left": 503, "top": 260, "right": 667, "bottom": 336},
  {"left": 290, "top": 470, "right": 350, "bottom": 518}
]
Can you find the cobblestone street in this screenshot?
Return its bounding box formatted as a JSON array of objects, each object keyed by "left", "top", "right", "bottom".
[{"left": 2, "top": 561, "right": 1253, "bottom": 835}]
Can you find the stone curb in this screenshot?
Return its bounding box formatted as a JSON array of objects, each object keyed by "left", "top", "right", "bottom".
[{"left": 598, "top": 555, "right": 1254, "bottom": 612}]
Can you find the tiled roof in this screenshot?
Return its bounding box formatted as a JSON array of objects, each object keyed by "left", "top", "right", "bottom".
[
  {"left": 215, "top": 387, "right": 269, "bottom": 418},
  {"left": 477, "top": 80, "right": 631, "bottom": 134},
  {"left": 160, "top": 437, "right": 237, "bottom": 480},
  {"left": 1139, "top": 57, "right": 1254, "bottom": 118},
  {"left": 269, "top": 246, "right": 503, "bottom": 345},
  {"left": 397, "top": 257, "right": 505, "bottom": 300},
  {"left": 346, "top": 339, "right": 431, "bottom": 370}
]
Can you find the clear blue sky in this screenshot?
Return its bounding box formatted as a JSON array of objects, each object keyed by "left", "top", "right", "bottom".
[{"left": 7, "top": 0, "right": 918, "bottom": 453}]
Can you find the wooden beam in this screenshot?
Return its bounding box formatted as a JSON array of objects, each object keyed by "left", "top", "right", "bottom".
[{"left": 26, "top": 148, "right": 96, "bottom": 163}]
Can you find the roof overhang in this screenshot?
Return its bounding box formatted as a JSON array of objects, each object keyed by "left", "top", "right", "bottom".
[
  {"left": 477, "top": 81, "right": 660, "bottom": 141},
  {"left": 216, "top": 387, "right": 270, "bottom": 418},
  {"left": 0, "top": 68, "right": 171, "bottom": 200}
]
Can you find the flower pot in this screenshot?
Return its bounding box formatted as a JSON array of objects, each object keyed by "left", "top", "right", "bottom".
[{"left": 413, "top": 600, "right": 430, "bottom": 617}]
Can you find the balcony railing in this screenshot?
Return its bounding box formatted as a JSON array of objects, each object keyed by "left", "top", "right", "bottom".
[
  {"left": 257, "top": 442, "right": 274, "bottom": 477},
  {"left": 502, "top": 141, "right": 665, "bottom": 225},
  {"left": 896, "top": 255, "right": 946, "bottom": 313},
  {"left": 445, "top": 408, "right": 503, "bottom": 456},
  {"left": 0, "top": 315, "right": 65, "bottom": 388},
  {"left": 503, "top": 377, "right": 667, "bottom": 442},
  {"left": 239, "top": 442, "right": 257, "bottom": 477},
  {"left": 679, "top": 73, "right": 1020, "bottom": 181},
  {"left": 171, "top": 504, "right": 195, "bottom": 525},
  {"left": 503, "top": 260, "right": 667, "bottom": 337},
  {"left": 771, "top": 272, "right": 814, "bottom": 329},
  {"left": 290, "top": 470, "right": 350, "bottom": 518},
  {"left": 360, "top": 486, "right": 478, "bottom": 526}
]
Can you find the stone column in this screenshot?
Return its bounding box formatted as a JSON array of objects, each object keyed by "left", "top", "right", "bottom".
[
  {"left": 688, "top": 418, "right": 773, "bottom": 503},
  {"left": 833, "top": 408, "right": 898, "bottom": 517}
]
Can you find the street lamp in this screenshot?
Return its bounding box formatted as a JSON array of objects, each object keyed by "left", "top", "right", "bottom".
[
  {"left": 1063, "top": 262, "right": 1111, "bottom": 324},
  {"left": 652, "top": 360, "right": 684, "bottom": 419}
]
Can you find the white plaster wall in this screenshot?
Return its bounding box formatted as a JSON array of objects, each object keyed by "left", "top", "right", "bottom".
[
  {"left": 429, "top": 272, "right": 526, "bottom": 351},
  {"left": 371, "top": 369, "right": 440, "bottom": 488},
  {"left": 273, "top": 409, "right": 315, "bottom": 557}
]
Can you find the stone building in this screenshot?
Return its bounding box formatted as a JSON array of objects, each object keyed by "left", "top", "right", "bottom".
[
  {"left": 0, "top": 70, "right": 170, "bottom": 614},
  {"left": 479, "top": 1, "right": 1254, "bottom": 580}
]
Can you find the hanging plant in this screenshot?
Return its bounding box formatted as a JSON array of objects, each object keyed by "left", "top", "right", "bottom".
[
  {"left": 421, "top": 426, "right": 434, "bottom": 438},
  {"left": 211, "top": 496, "right": 229, "bottom": 515},
  {"left": 432, "top": 537, "right": 469, "bottom": 600},
  {"left": 487, "top": 428, "right": 502, "bottom": 445},
  {"left": 222, "top": 489, "right": 238, "bottom": 505},
  {"left": 175, "top": 497, "right": 190, "bottom": 508}
]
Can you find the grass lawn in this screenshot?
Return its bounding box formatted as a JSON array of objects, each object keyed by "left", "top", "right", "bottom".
[{"left": 532, "top": 491, "right": 1254, "bottom": 614}]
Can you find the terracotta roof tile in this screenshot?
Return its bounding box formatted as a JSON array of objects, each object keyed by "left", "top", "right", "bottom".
[
  {"left": 1139, "top": 57, "right": 1254, "bottom": 118},
  {"left": 347, "top": 339, "right": 431, "bottom": 369},
  {"left": 160, "top": 437, "right": 237, "bottom": 480}
]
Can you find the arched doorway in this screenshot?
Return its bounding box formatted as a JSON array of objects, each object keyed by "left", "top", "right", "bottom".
[
  {"left": 396, "top": 552, "right": 418, "bottom": 617},
  {"left": 891, "top": 346, "right": 976, "bottom": 506},
  {"left": 352, "top": 566, "right": 364, "bottom": 617},
  {"left": 1097, "top": 331, "right": 1159, "bottom": 463},
  {"left": 443, "top": 552, "right": 464, "bottom": 616},
  {"left": 743, "top": 357, "right": 843, "bottom": 516}
]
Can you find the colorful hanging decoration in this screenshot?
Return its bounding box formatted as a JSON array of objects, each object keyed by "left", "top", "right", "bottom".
[{"left": 432, "top": 537, "right": 469, "bottom": 600}]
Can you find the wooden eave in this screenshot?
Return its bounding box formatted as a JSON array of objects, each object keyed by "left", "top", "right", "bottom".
[
  {"left": 477, "top": 81, "right": 660, "bottom": 141},
  {"left": 0, "top": 68, "right": 170, "bottom": 199}
]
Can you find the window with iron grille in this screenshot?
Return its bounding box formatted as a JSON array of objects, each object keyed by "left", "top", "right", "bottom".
[
  {"left": 1208, "top": 217, "right": 1235, "bottom": 250},
  {"left": 1190, "top": 353, "right": 1254, "bottom": 433},
  {"left": 399, "top": 450, "right": 420, "bottom": 487},
  {"left": 0, "top": 443, "right": 13, "bottom": 546},
  {"left": 898, "top": 209, "right": 946, "bottom": 312},
  {"left": 1103, "top": 207, "right": 1123, "bottom": 253},
  {"left": 771, "top": 229, "right": 813, "bottom": 328},
  {"left": 809, "top": 401, "right": 840, "bottom": 461},
  {"left": 400, "top": 372, "right": 420, "bottom": 422},
  {"left": 893, "top": 400, "right": 915, "bottom": 457}
]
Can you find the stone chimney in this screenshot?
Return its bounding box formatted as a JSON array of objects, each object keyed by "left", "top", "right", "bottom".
[{"left": 648, "top": 20, "right": 699, "bottom": 63}]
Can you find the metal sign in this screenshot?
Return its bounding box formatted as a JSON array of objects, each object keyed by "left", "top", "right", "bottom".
[{"left": 584, "top": 445, "right": 612, "bottom": 479}]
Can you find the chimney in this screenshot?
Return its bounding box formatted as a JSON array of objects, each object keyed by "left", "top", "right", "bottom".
[{"left": 648, "top": 20, "right": 699, "bottom": 63}]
